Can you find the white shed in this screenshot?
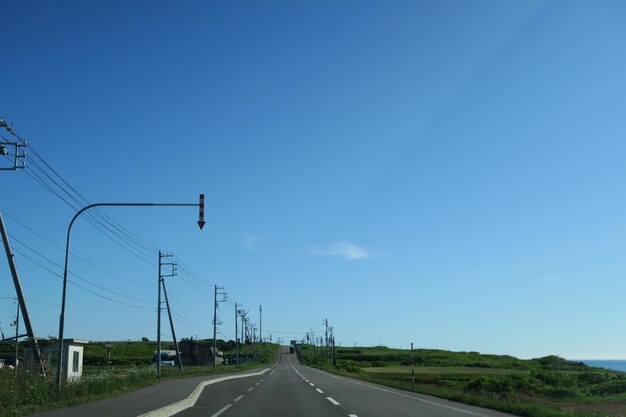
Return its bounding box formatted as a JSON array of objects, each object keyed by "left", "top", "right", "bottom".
[{"left": 25, "top": 339, "right": 88, "bottom": 382}]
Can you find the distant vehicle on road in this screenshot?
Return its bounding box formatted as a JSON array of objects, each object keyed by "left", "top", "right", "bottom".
[
  {"left": 152, "top": 350, "right": 177, "bottom": 367},
  {"left": 152, "top": 360, "right": 175, "bottom": 367}
]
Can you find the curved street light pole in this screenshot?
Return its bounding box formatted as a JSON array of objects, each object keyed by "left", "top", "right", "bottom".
[{"left": 56, "top": 202, "right": 200, "bottom": 390}]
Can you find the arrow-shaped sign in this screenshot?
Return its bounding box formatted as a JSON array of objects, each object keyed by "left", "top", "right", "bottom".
[{"left": 198, "top": 194, "right": 205, "bottom": 230}]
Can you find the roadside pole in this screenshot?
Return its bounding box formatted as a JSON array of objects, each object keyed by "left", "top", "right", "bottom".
[
  {"left": 157, "top": 251, "right": 162, "bottom": 378},
  {"left": 56, "top": 197, "right": 205, "bottom": 390},
  {"left": 14, "top": 300, "right": 19, "bottom": 375},
  {"left": 411, "top": 342, "right": 415, "bottom": 390}
]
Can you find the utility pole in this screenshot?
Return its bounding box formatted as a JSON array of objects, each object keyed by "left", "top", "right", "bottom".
[
  {"left": 0, "top": 118, "right": 26, "bottom": 171},
  {"left": 212, "top": 285, "right": 227, "bottom": 368},
  {"left": 160, "top": 256, "right": 182, "bottom": 370},
  {"left": 330, "top": 327, "right": 336, "bottom": 367},
  {"left": 156, "top": 251, "right": 163, "bottom": 378},
  {"left": 0, "top": 214, "right": 46, "bottom": 377},
  {"left": 324, "top": 319, "right": 329, "bottom": 360},
  {"left": 13, "top": 299, "right": 19, "bottom": 375},
  {"left": 239, "top": 309, "right": 248, "bottom": 362},
  {"left": 241, "top": 311, "right": 246, "bottom": 361},
  {"left": 411, "top": 342, "right": 415, "bottom": 390},
  {"left": 234, "top": 303, "right": 239, "bottom": 365},
  {"left": 259, "top": 305, "right": 262, "bottom": 344}
]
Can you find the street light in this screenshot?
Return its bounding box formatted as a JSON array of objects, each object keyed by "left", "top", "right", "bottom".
[{"left": 56, "top": 199, "right": 204, "bottom": 390}]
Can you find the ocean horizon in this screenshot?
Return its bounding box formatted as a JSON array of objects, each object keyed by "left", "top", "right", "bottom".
[{"left": 578, "top": 360, "right": 626, "bottom": 372}]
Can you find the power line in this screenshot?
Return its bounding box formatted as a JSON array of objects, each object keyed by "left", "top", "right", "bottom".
[
  {"left": 8, "top": 234, "right": 152, "bottom": 304},
  {"left": 10, "top": 247, "right": 150, "bottom": 310},
  {"left": 5, "top": 122, "right": 208, "bottom": 292},
  {"left": 1, "top": 210, "right": 150, "bottom": 287}
]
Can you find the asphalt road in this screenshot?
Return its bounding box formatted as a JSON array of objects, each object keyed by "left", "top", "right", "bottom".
[{"left": 174, "top": 346, "right": 516, "bottom": 417}]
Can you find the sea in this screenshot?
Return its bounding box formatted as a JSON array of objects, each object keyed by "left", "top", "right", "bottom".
[{"left": 579, "top": 360, "right": 626, "bottom": 373}]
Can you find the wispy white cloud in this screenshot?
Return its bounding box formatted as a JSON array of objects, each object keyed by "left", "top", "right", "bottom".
[
  {"left": 314, "top": 242, "right": 371, "bottom": 260},
  {"left": 245, "top": 234, "right": 259, "bottom": 250}
]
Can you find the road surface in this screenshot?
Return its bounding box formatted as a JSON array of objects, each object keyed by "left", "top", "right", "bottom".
[{"left": 173, "top": 346, "right": 515, "bottom": 417}]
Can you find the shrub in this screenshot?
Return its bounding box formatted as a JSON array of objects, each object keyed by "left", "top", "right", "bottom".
[{"left": 337, "top": 360, "right": 363, "bottom": 374}]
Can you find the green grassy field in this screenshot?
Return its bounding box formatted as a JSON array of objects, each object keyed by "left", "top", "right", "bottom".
[
  {"left": 298, "top": 345, "right": 626, "bottom": 417},
  {"left": 364, "top": 365, "right": 527, "bottom": 376}
]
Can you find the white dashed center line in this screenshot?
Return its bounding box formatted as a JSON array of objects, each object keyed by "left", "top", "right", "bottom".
[
  {"left": 210, "top": 404, "right": 232, "bottom": 417},
  {"left": 316, "top": 388, "right": 324, "bottom": 394},
  {"left": 234, "top": 395, "right": 244, "bottom": 402},
  {"left": 248, "top": 387, "right": 254, "bottom": 392},
  {"left": 327, "top": 397, "right": 340, "bottom": 406}
]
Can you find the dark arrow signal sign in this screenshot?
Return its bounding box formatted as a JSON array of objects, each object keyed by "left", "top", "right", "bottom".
[{"left": 198, "top": 194, "right": 206, "bottom": 230}]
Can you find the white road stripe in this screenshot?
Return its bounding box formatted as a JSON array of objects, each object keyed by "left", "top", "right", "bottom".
[
  {"left": 211, "top": 404, "right": 232, "bottom": 417},
  {"left": 234, "top": 395, "right": 244, "bottom": 402},
  {"left": 309, "top": 383, "right": 315, "bottom": 386},
  {"left": 348, "top": 415, "right": 358, "bottom": 417},
  {"left": 311, "top": 368, "right": 488, "bottom": 417},
  {"left": 316, "top": 388, "right": 324, "bottom": 394},
  {"left": 327, "top": 397, "right": 340, "bottom": 406},
  {"left": 248, "top": 387, "right": 254, "bottom": 392},
  {"left": 256, "top": 382, "right": 260, "bottom": 386}
]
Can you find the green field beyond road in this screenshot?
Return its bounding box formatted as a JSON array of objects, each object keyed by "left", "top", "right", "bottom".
[
  {"left": 364, "top": 365, "right": 527, "bottom": 376},
  {"left": 298, "top": 345, "right": 626, "bottom": 417}
]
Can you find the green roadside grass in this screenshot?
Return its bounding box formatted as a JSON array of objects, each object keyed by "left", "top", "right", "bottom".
[
  {"left": 297, "top": 345, "right": 626, "bottom": 417},
  {"left": 0, "top": 343, "right": 278, "bottom": 417}
]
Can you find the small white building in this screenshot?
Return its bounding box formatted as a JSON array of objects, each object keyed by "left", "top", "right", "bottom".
[{"left": 25, "top": 339, "right": 88, "bottom": 382}]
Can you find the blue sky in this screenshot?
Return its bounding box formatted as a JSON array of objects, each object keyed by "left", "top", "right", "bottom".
[{"left": 2, "top": 0, "right": 626, "bottom": 359}]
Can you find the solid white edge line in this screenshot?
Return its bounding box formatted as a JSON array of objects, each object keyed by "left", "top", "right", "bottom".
[
  {"left": 211, "top": 404, "right": 232, "bottom": 417},
  {"left": 327, "top": 397, "right": 340, "bottom": 406},
  {"left": 136, "top": 367, "right": 274, "bottom": 417}
]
